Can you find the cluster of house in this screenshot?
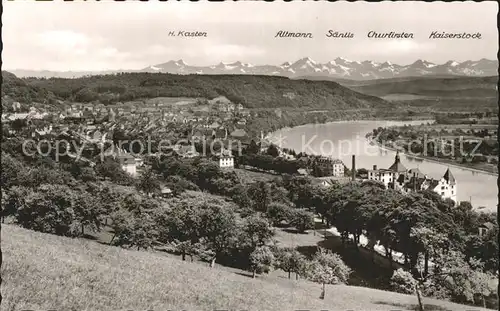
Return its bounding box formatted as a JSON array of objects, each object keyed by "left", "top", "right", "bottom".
[
  {"left": 114, "top": 149, "right": 146, "bottom": 177},
  {"left": 315, "top": 156, "right": 345, "bottom": 177},
  {"left": 309, "top": 156, "right": 351, "bottom": 187},
  {"left": 367, "top": 151, "right": 458, "bottom": 204},
  {"left": 2, "top": 105, "right": 48, "bottom": 121}
]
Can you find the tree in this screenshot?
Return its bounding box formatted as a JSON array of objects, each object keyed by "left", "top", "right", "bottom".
[
  {"left": 136, "top": 168, "right": 161, "bottom": 196},
  {"left": 248, "top": 181, "right": 272, "bottom": 212},
  {"left": 95, "top": 157, "right": 134, "bottom": 185},
  {"left": 246, "top": 139, "right": 259, "bottom": 155},
  {"left": 266, "top": 202, "right": 294, "bottom": 226},
  {"left": 266, "top": 144, "right": 280, "bottom": 157},
  {"left": 162, "top": 199, "right": 203, "bottom": 261},
  {"left": 229, "top": 184, "right": 252, "bottom": 209},
  {"left": 110, "top": 208, "right": 158, "bottom": 250},
  {"left": 249, "top": 246, "right": 275, "bottom": 278},
  {"left": 164, "top": 175, "right": 200, "bottom": 196},
  {"left": 1, "top": 153, "right": 29, "bottom": 189},
  {"left": 274, "top": 247, "right": 307, "bottom": 280},
  {"left": 29, "top": 165, "right": 77, "bottom": 188},
  {"left": 197, "top": 203, "right": 239, "bottom": 267},
  {"left": 290, "top": 208, "right": 315, "bottom": 233},
  {"left": 195, "top": 160, "right": 222, "bottom": 190},
  {"left": 14, "top": 184, "right": 78, "bottom": 236},
  {"left": 91, "top": 183, "right": 123, "bottom": 224},
  {"left": 238, "top": 214, "right": 275, "bottom": 251},
  {"left": 356, "top": 168, "right": 368, "bottom": 178},
  {"left": 80, "top": 166, "right": 98, "bottom": 182},
  {"left": 306, "top": 248, "right": 351, "bottom": 299},
  {"left": 73, "top": 188, "right": 104, "bottom": 236},
  {"left": 391, "top": 249, "right": 496, "bottom": 311},
  {"left": 2, "top": 186, "right": 31, "bottom": 222}
]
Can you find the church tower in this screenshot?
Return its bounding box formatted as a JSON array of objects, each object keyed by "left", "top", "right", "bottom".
[{"left": 388, "top": 150, "right": 406, "bottom": 173}]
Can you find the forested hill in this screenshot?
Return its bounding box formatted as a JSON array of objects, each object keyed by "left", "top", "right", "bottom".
[
  {"left": 1, "top": 71, "right": 57, "bottom": 104},
  {"left": 18, "top": 72, "right": 390, "bottom": 109}
]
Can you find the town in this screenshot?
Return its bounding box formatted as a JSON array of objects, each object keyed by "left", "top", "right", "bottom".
[
  {"left": 2, "top": 71, "right": 498, "bottom": 311},
  {"left": 3, "top": 94, "right": 462, "bottom": 207}
]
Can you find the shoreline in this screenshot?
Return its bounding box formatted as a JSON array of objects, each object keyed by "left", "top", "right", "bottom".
[
  {"left": 270, "top": 117, "right": 433, "bottom": 133},
  {"left": 268, "top": 119, "right": 498, "bottom": 178},
  {"left": 369, "top": 137, "right": 499, "bottom": 177}
]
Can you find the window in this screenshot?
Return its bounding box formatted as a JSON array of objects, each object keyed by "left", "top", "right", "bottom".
[
  {"left": 441, "top": 186, "right": 445, "bottom": 190},
  {"left": 441, "top": 192, "right": 444, "bottom": 195}
]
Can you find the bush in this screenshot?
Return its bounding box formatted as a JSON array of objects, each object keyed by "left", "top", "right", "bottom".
[
  {"left": 307, "top": 248, "right": 351, "bottom": 285},
  {"left": 390, "top": 268, "right": 417, "bottom": 295},
  {"left": 249, "top": 246, "right": 275, "bottom": 277}
]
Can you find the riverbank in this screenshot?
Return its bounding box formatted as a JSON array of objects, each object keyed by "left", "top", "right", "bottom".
[
  {"left": 368, "top": 137, "right": 499, "bottom": 176},
  {"left": 247, "top": 109, "right": 434, "bottom": 142}
]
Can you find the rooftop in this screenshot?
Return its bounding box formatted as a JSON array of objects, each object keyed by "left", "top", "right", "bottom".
[{"left": 443, "top": 168, "right": 456, "bottom": 185}]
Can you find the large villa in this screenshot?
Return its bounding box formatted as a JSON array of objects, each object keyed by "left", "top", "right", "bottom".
[{"left": 367, "top": 151, "right": 457, "bottom": 204}]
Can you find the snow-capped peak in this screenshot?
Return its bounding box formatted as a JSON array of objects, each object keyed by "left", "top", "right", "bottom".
[
  {"left": 142, "top": 57, "right": 497, "bottom": 80},
  {"left": 335, "top": 57, "right": 352, "bottom": 63},
  {"left": 295, "top": 57, "right": 316, "bottom": 65},
  {"left": 412, "top": 59, "right": 436, "bottom": 68}
]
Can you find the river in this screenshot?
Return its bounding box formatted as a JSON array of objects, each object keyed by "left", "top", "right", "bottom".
[{"left": 270, "top": 120, "right": 498, "bottom": 213}]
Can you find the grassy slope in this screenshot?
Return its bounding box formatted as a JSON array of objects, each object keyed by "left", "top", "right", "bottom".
[{"left": 2, "top": 224, "right": 489, "bottom": 311}]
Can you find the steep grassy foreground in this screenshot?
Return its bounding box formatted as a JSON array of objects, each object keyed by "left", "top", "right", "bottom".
[{"left": 1, "top": 225, "right": 489, "bottom": 311}]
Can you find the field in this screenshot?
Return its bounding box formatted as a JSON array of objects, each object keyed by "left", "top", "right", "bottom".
[
  {"left": 381, "top": 94, "right": 433, "bottom": 101},
  {"left": 2, "top": 224, "right": 491, "bottom": 311},
  {"left": 142, "top": 97, "right": 199, "bottom": 106},
  {"left": 234, "top": 168, "right": 279, "bottom": 183}
]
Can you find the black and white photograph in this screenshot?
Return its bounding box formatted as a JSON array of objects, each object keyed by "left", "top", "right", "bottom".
[{"left": 1, "top": 1, "right": 498, "bottom": 310}]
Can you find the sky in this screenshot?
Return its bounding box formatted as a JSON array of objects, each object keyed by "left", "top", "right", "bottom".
[{"left": 2, "top": 1, "right": 498, "bottom": 71}]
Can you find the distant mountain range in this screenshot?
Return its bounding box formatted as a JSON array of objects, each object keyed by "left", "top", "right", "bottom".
[{"left": 9, "top": 57, "right": 498, "bottom": 80}]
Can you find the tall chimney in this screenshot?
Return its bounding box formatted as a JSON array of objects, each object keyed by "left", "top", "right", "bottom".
[
  {"left": 373, "top": 165, "right": 377, "bottom": 171},
  {"left": 351, "top": 155, "right": 356, "bottom": 181}
]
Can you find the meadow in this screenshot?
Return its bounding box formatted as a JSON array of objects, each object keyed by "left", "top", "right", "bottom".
[{"left": 1, "top": 224, "right": 491, "bottom": 311}]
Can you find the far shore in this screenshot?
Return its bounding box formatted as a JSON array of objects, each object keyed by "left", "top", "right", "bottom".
[
  {"left": 270, "top": 119, "right": 498, "bottom": 177},
  {"left": 270, "top": 118, "right": 434, "bottom": 134}
]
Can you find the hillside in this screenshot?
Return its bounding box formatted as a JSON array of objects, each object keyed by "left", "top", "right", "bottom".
[
  {"left": 296, "top": 74, "right": 472, "bottom": 87},
  {"left": 22, "top": 72, "right": 390, "bottom": 110},
  {"left": 296, "top": 75, "right": 498, "bottom": 111},
  {"left": 298, "top": 75, "right": 498, "bottom": 97},
  {"left": 1, "top": 71, "right": 58, "bottom": 105},
  {"left": 1, "top": 225, "right": 490, "bottom": 311},
  {"left": 343, "top": 76, "right": 498, "bottom": 98}
]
